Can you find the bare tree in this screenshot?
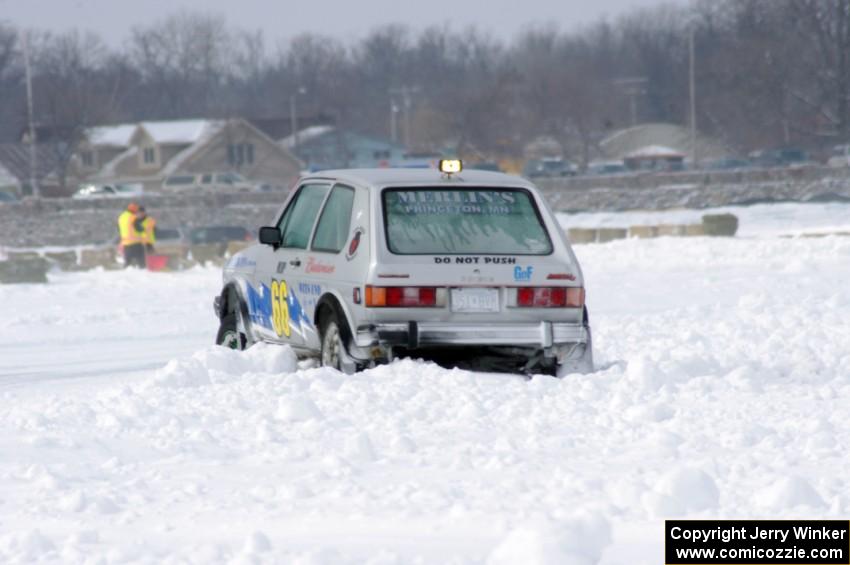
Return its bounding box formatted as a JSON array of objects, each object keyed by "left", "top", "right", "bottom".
[
  {"left": 31, "top": 30, "right": 118, "bottom": 189},
  {"left": 129, "top": 12, "right": 233, "bottom": 117},
  {"left": 2, "top": 2, "right": 849, "bottom": 163},
  {"left": 0, "top": 23, "right": 23, "bottom": 142},
  {"left": 788, "top": 0, "right": 850, "bottom": 139}
]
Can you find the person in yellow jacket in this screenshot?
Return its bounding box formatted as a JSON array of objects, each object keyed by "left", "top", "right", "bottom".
[
  {"left": 117, "top": 202, "right": 146, "bottom": 268},
  {"left": 135, "top": 206, "right": 157, "bottom": 252}
]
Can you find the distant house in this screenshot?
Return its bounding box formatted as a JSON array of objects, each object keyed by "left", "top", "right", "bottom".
[
  {"left": 0, "top": 143, "right": 63, "bottom": 197},
  {"left": 75, "top": 118, "right": 302, "bottom": 192},
  {"left": 74, "top": 123, "right": 137, "bottom": 178},
  {"left": 600, "top": 123, "right": 731, "bottom": 165},
  {"left": 281, "top": 127, "right": 407, "bottom": 171}
]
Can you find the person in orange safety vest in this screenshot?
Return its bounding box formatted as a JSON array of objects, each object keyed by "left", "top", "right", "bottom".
[
  {"left": 135, "top": 206, "right": 157, "bottom": 253},
  {"left": 117, "top": 202, "right": 146, "bottom": 268}
]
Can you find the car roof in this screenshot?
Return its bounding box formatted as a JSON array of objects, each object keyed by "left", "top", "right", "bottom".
[{"left": 299, "top": 168, "right": 536, "bottom": 190}]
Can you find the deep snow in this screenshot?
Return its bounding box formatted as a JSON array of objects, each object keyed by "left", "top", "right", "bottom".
[{"left": 1, "top": 204, "right": 849, "bottom": 564}]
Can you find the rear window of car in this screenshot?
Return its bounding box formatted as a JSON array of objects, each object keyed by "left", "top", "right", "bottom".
[{"left": 382, "top": 187, "right": 552, "bottom": 255}]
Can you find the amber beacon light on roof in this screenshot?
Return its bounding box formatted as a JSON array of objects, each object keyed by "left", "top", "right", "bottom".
[{"left": 438, "top": 159, "right": 462, "bottom": 175}]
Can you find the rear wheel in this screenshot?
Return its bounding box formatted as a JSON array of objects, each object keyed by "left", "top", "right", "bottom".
[{"left": 320, "top": 314, "right": 344, "bottom": 370}]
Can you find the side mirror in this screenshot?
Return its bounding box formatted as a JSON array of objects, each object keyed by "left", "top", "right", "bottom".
[{"left": 258, "top": 226, "right": 282, "bottom": 247}]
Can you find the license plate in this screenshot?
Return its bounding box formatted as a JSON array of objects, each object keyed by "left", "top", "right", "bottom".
[{"left": 451, "top": 288, "right": 500, "bottom": 313}]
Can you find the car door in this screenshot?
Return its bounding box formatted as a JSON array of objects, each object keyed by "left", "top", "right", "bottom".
[
  {"left": 297, "top": 183, "right": 358, "bottom": 350},
  {"left": 254, "top": 182, "right": 330, "bottom": 350}
]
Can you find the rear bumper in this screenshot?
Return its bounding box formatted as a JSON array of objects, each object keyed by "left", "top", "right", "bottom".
[{"left": 355, "top": 321, "right": 588, "bottom": 349}]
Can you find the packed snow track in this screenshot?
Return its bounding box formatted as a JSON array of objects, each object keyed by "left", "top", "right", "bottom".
[{"left": 2, "top": 212, "right": 849, "bottom": 563}]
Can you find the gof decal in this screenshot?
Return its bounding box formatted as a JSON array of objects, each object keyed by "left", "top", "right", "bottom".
[
  {"left": 346, "top": 228, "right": 364, "bottom": 260},
  {"left": 514, "top": 266, "right": 534, "bottom": 281}
]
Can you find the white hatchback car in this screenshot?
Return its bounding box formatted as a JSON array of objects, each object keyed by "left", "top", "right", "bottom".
[{"left": 214, "top": 161, "right": 593, "bottom": 376}]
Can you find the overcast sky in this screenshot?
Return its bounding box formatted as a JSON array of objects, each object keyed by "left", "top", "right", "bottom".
[{"left": 1, "top": 0, "right": 682, "bottom": 46}]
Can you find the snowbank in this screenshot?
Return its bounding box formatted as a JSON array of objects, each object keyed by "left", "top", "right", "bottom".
[{"left": 558, "top": 201, "right": 850, "bottom": 237}]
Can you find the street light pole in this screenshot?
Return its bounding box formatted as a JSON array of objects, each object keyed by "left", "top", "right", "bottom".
[
  {"left": 290, "top": 86, "right": 307, "bottom": 150},
  {"left": 390, "top": 100, "right": 399, "bottom": 143},
  {"left": 388, "top": 86, "right": 420, "bottom": 147},
  {"left": 402, "top": 90, "right": 412, "bottom": 147}
]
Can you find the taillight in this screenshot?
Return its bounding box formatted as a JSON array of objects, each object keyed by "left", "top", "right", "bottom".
[
  {"left": 366, "top": 286, "right": 440, "bottom": 307},
  {"left": 514, "top": 287, "right": 584, "bottom": 308}
]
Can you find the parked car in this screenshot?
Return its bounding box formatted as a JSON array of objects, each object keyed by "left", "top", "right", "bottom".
[
  {"left": 0, "top": 191, "right": 19, "bottom": 203},
  {"left": 827, "top": 144, "right": 850, "bottom": 168},
  {"left": 749, "top": 148, "right": 811, "bottom": 168},
  {"left": 213, "top": 161, "right": 593, "bottom": 377},
  {"left": 162, "top": 171, "right": 255, "bottom": 191},
  {"left": 586, "top": 161, "right": 628, "bottom": 176},
  {"left": 73, "top": 183, "right": 144, "bottom": 199},
  {"left": 190, "top": 225, "right": 252, "bottom": 245},
  {"left": 523, "top": 157, "right": 578, "bottom": 178},
  {"left": 702, "top": 157, "right": 753, "bottom": 171},
  {"left": 468, "top": 161, "right": 503, "bottom": 172}
]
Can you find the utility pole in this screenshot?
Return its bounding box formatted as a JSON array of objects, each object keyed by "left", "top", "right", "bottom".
[
  {"left": 22, "top": 30, "right": 39, "bottom": 198},
  {"left": 389, "top": 86, "right": 420, "bottom": 147},
  {"left": 689, "top": 26, "right": 698, "bottom": 168}
]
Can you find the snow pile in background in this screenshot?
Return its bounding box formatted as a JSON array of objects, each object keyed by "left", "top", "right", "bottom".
[
  {"left": 558, "top": 201, "right": 850, "bottom": 237},
  {"left": 2, "top": 219, "right": 850, "bottom": 563}
]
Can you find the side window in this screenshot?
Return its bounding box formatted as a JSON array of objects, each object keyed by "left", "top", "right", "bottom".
[
  {"left": 312, "top": 185, "right": 355, "bottom": 253},
  {"left": 277, "top": 184, "right": 330, "bottom": 249}
]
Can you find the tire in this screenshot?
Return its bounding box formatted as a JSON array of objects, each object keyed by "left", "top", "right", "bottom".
[
  {"left": 319, "top": 312, "right": 344, "bottom": 371},
  {"left": 215, "top": 297, "right": 250, "bottom": 350}
]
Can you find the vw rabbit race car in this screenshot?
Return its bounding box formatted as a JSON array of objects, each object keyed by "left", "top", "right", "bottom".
[{"left": 214, "top": 160, "right": 593, "bottom": 377}]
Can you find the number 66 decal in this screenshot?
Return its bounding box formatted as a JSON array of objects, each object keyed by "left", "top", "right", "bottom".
[{"left": 271, "top": 279, "right": 290, "bottom": 337}]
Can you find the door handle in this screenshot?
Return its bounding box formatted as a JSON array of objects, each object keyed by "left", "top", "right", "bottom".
[{"left": 289, "top": 258, "right": 301, "bottom": 267}]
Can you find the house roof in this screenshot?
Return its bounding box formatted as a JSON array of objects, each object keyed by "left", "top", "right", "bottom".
[
  {"left": 249, "top": 114, "right": 337, "bottom": 141},
  {"left": 87, "top": 124, "right": 138, "bottom": 147},
  {"left": 159, "top": 121, "right": 227, "bottom": 175},
  {"left": 280, "top": 125, "right": 336, "bottom": 149},
  {"left": 0, "top": 143, "right": 60, "bottom": 184},
  {"left": 626, "top": 145, "right": 685, "bottom": 159},
  {"left": 601, "top": 123, "right": 731, "bottom": 161},
  {"left": 139, "top": 120, "right": 216, "bottom": 145}
]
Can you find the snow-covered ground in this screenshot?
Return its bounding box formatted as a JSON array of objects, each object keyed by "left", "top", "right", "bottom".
[{"left": 2, "top": 204, "right": 850, "bottom": 564}]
